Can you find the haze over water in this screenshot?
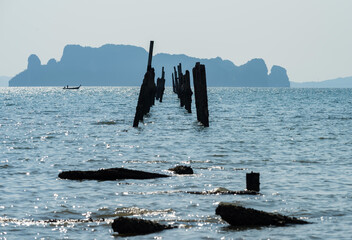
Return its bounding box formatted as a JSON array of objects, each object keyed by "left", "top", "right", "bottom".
[{"left": 0, "top": 87, "right": 351, "bottom": 239}]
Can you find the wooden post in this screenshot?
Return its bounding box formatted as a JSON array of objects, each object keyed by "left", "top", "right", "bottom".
[
  {"left": 246, "top": 172, "right": 260, "bottom": 192},
  {"left": 172, "top": 73, "right": 176, "bottom": 93},
  {"left": 192, "top": 62, "right": 209, "bottom": 127},
  {"left": 133, "top": 41, "right": 156, "bottom": 127},
  {"left": 155, "top": 67, "right": 166, "bottom": 102},
  {"left": 156, "top": 77, "right": 161, "bottom": 100},
  {"left": 174, "top": 66, "right": 179, "bottom": 95},
  {"left": 147, "top": 41, "right": 154, "bottom": 71},
  {"left": 184, "top": 70, "right": 193, "bottom": 113},
  {"left": 177, "top": 63, "right": 184, "bottom": 106},
  {"left": 159, "top": 67, "right": 165, "bottom": 102}
]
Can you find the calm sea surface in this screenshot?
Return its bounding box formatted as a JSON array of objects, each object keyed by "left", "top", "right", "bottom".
[{"left": 0, "top": 87, "right": 351, "bottom": 239}]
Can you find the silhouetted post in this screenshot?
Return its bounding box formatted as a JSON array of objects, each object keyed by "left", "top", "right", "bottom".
[
  {"left": 155, "top": 67, "right": 166, "bottom": 102},
  {"left": 192, "top": 62, "right": 209, "bottom": 127},
  {"left": 156, "top": 77, "right": 161, "bottom": 100},
  {"left": 177, "top": 63, "right": 184, "bottom": 105},
  {"left": 147, "top": 41, "right": 154, "bottom": 71},
  {"left": 149, "top": 71, "right": 156, "bottom": 107},
  {"left": 184, "top": 70, "right": 193, "bottom": 113},
  {"left": 172, "top": 73, "right": 176, "bottom": 93},
  {"left": 246, "top": 172, "right": 260, "bottom": 192},
  {"left": 174, "top": 66, "right": 179, "bottom": 95},
  {"left": 133, "top": 41, "right": 156, "bottom": 127},
  {"left": 147, "top": 41, "right": 156, "bottom": 107},
  {"left": 159, "top": 67, "right": 165, "bottom": 102}
]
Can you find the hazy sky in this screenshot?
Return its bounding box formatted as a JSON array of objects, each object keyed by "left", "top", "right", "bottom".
[{"left": 1, "top": 0, "right": 351, "bottom": 82}]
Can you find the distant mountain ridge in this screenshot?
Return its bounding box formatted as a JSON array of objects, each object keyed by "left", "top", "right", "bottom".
[
  {"left": 291, "top": 76, "right": 352, "bottom": 88},
  {"left": 9, "top": 44, "right": 290, "bottom": 87}
]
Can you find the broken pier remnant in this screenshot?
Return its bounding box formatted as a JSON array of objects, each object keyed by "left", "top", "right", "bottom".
[
  {"left": 133, "top": 41, "right": 156, "bottom": 127},
  {"left": 155, "top": 67, "right": 166, "bottom": 102},
  {"left": 147, "top": 40, "right": 154, "bottom": 71},
  {"left": 172, "top": 63, "right": 192, "bottom": 113},
  {"left": 192, "top": 62, "right": 209, "bottom": 127},
  {"left": 184, "top": 70, "right": 193, "bottom": 113},
  {"left": 173, "top": 66, "right": 179, "bottom": 95},
  {"left": 172, "top": 73, "right": 176, "bottom": 93},
  {"left": 177, "top": 63, "right": 183, "bottom": 102},
  {"left": 246, "top": 171, "right": 260, "bottom": 192}
]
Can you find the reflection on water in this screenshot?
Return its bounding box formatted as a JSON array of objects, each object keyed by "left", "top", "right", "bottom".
[{"left": 0, "top": 87, "right": 352, "bottom": 239}]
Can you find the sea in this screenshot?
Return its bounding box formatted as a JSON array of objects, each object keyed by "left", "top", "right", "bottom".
[{"left": 0, "top": 87, "right": 351, "bottom": 239}]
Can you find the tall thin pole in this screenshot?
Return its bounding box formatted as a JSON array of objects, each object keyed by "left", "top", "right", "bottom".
[{"left": 147, "top": 41, "right": 154, "bottom": 71}]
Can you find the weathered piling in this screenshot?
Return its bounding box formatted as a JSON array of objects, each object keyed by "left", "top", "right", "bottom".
[
  {"left": 177, "top": 64, "right": 183, "bottom": 102},
  {"left": 133, "top": 41, "right": 156, "bottom": 127},
  {"left": 246, "top": 171, "right": 260, "bottom": 192},
  {"left": 183, "top": 70, "right": 193, "bottom": 113},
  {"left": 160, "top": 67, "right": 165, "bottom": 102},
  {"left": 147, "top": 41, "right": 154, "bottom": 71},
  {"left": 173, "top": 66, "right": 179, "bottom": 95},
  {"left": 172, "top": 73, "right": 176, "bottom": 93},
  {"left": 192, "top": 62, "right": 209, "bottom": 127},
  {"left": 155, "top": 67, "right": 166, "bottom": 102},
  {"left": 172, "top": 63, "right": 193, "bottom": 113}
]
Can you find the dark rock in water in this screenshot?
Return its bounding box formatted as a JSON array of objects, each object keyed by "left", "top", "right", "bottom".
[
  {"left": 187, "top": 187, "right": 259, "bottom": 195},
  {"left": 168, "top": 165, "right": 193, "bottom": 174},
  {"left": 58, "top": 167, "right": 169, "bottom": 181},
  {"left": 216, "top": 202, "right": 309, "bottom": 227},
  {"left": 112, "top": 217, "right": 173, "bottom": 235}
]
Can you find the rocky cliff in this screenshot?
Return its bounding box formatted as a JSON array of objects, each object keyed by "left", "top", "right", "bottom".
[{"left": 9, "top": 44, "right": 290, "bottom": 87}]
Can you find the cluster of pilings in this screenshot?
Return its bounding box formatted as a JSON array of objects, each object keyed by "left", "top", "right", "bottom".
[
  {"left": 133, "top": 41, "right": 156, "bottom": 127},
  {"left": 172, "top": 62, "right": 209, "bottom": 127},
  {"left": 133, "top": 41, "right": 209, "bottom": 128},
  {"left": 155, "top": 67, "right": 166, "bottom": 102},
  {"left": 172, "top": 64, "right": 193, "bottom": 113}
]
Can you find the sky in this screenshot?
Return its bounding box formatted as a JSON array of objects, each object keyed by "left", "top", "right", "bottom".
[{"left": 1, "top": 0, "right": 352, "bottom": 82}]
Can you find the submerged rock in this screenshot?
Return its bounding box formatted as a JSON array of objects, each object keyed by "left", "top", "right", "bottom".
[
  {"left": 187, "top": 187, "right": 259, "bottom": 195},
  {"left": 216, "top": 202, "right": 308, "bottom": 227},
  {"left": 168, "top": 165, "right": 193, "bottom": 174},
  {"left": 112, "top": 217, "right": 173, "bottom": 235},
  {"left": 58, "top": 167, "right": 169, "bottom": 180}
]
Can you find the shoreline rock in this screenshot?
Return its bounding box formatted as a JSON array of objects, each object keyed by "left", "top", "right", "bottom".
[
  {"left": 112, "top": 217, "right": 173, "bottom": 235},
  {"left": 168, "top": 165, "right": 194, "bottom": 174},
  {"left": 58, "top": 167, "right": 169, "bottom": 181},
  {"left": 216, "top": 202, "right": 309, "bottom": 227},
  {"left": 187, "top": 187, "right": 259, "bottom": 195}
]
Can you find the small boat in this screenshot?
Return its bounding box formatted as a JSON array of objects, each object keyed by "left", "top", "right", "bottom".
[{"left": 63, "top": 85, "right": 81, "bottom": 90}]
